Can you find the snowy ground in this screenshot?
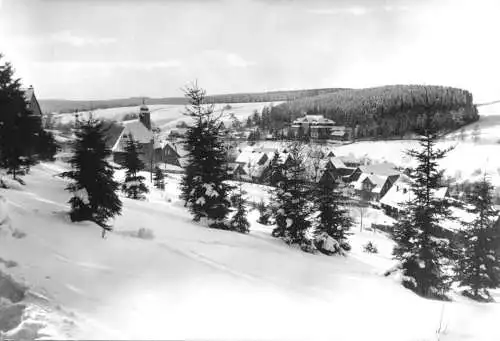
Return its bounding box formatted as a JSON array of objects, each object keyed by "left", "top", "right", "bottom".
[{"left": 0, "top": 161, "right": 499, "bottom": 340}]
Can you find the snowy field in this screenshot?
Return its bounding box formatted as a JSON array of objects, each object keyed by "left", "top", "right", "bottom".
[
  {"left": 53, "top": 102, "right": 279, "bottom": 133},
  {"left": 1, "top": 161, "right": 499, "bottom": 340}
]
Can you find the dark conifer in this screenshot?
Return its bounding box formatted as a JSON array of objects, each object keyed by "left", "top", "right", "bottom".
[
  {"left": 230, "top": 183, "right": 250, "bottom": 233},
  {"left": 271, "top": 142, "right": 314, "bottom": 249},
  {"left": 456, "top": 175, "right": 500, "bottom": 301},
  {"left": 122, "top": 135, "right": 149, "bottom": 200},
  {"left": 153, "top": 166, "right": 165, "bottom": 190},
  {"left": 314, "top": 176, "right": 353, "bottom": 253},
  {"left": 0, "top": 54, "right": 44, "bottom": 179},
  {"left": 180, "top": 84, "right": 233, "bottom": 229},
  {"left": 392, "top": 113, "right": 454, "bottom": 299},
  {"left": 62, "top": 118, "right": 122, "bottom": 234}
]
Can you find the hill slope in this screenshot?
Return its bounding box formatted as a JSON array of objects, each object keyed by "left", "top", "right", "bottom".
[
  {"left": 40, "top": 88, "right": 347, "bottom": 114},
  {"left": 0, "top": 162, "right": 498, "bottom": 340},
  {"left": 270, "top": 85, "right": 478, "bottom": 138}
]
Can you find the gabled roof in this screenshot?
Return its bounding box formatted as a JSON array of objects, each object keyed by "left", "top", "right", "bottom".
[
  {"left": 358, "top": 162, "right": 400, "bottom": 177},
  {"left": 380, "top": 175, "right": 448, "bottom": 211},
  {"left": 122, "top": 120, "right": 153, "bottom": 143},
  {"left": 330, "top": 157, "right": 346, "bottom": 169},
  {"left": 364, "top": 174, "right": 388, "bottom": 193},
  {"left": 111, "top": 120, "right": 153, "bottom": 152}
]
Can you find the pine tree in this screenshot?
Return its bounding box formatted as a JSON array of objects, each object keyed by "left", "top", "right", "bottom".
[
  {"left": 257, "top": 199, "right": 271, "bottom": 225},
  {"left": 180, "top": 84, "right": 233, "bottom": 229},
  {"left": 392, "top": 113, "right": 454, "bottom": 299},
  {"left": 122, "top": 135, "right": 149, "bottom": 200},
  {"left": 271, "top": 142, "right": 314, "bottom": 249},
  {"left": 153, "top": 166, "right": 165, "bottom": 190},
  {"left": 37, "top": 129, "right": 59, "bottom": 162},
  {"left": 62, "top": 118, "right": 122, "bottom": 233},
  {"left": 314, "top": 176, "right": 353, "bottom": 253},
  {"left": 267, "top": 152, "right": 286, "bottom": 187},
  {"left": 0, "top": 54, "right": 44, "bottom": 179},
  {"left": 230, "top": 183, "right": 250, "bottom": 233},
  {"left": 456, "top": 175, "right": 500, "bottom": 301}
]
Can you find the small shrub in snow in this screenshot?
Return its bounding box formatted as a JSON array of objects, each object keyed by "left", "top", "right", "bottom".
[
  {"left": 11, "top": 229, "right": 26, "bottom": 239},
  {"left": 363, "top": 241, "right": 379, "bottom": 254},
  {"left": 256, "top": 200, "right": 270, "bottom": 225},
  {"left": 137, "top": 228, "right": 154, "bottom": 240}
]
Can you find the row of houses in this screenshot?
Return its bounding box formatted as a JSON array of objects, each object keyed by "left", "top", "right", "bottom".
[{"left": 103, "top": 105, "right": 449, "bottom": 220}]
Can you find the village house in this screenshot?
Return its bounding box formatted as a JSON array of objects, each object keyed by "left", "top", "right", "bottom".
[
  {"left": 330, "top": 126, "right": 353, "bottom": 141},
  {"left": 290, "top": 114, "right": 336, "bottom": 139},
  {"left": 108, "top": 103, "right": 156, "bottom": 169},
  {"left": 380, "top": 175, "right": 449, "bottom": 218},
  {"left": 22, "top": 86, "right": 43, "bottom": 118},
  {"left": 349, "top": 162, "right": 401, "bottom": 202}
]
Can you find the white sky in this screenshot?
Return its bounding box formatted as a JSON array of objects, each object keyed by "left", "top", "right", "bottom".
[{"left": 0, "top": 0, "right": 499, "bottom": 102}]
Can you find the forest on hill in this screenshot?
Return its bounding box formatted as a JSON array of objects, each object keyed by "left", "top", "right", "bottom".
[
  {"left": 39, "top": 88, "right": 347, "bottom": 114},
  {"left": 268, "top": 85, "right": 479, "bottom": 139}
]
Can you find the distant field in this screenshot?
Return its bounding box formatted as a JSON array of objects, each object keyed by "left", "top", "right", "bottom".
[
  {"left": 54, "top": 102, "right": 281, "bottom": 136},
  {"left": 335, "top": 103, "right": 500, "bottom": 185}
]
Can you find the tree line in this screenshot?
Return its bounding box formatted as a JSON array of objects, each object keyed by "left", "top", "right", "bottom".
[{"left": 268, "top": 85, "right": 479, "bottom": 139}]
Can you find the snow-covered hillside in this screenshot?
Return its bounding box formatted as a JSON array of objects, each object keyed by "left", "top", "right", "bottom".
[
  {"left": 0, "top": 162, "right": 499, "bottom": 340},
  {"left": 53, "top": 102, "right": 279, "bottom": 132}
]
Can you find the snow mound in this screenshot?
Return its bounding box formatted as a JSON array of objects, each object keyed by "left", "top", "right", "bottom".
[
  {"left": 116, "top": 227, "right": 155, "bottom": 240},
  {"left": 0, "top": 270, "right": 72, "bottom": 340}
]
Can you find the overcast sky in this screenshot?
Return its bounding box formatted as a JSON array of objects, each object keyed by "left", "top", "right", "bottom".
[{"left": 0, "top": 0, "right": 499, "bottom": 102}]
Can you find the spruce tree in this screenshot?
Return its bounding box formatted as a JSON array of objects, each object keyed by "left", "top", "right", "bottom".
[
  {"left": 257, "top": 199, "right": 271, "bottom": 225},
  {"left": 314, "top": 176, "right": 353, "bottom": 253},
  {"left": 153, "top": 166, "right": 165, "bottom": 190},
  {"left": 230, "top": 183, "right": 250, "bottom": 233},
  {"left": 392, "top": 113, "right": 454, "bottom": 299},
  {"left": 271, "top": 142, "right": 314, "bottom": 249},
  {"left": 37, "top": 129, "right": 59, "bottom": 162},
  {"left": 180, "top": 84, "right": 233, "bottom": 229},
  {"left": 0, "top": 54, "right": 43, "bottom": 179},
  {"left": 267, "top": 151, "right": 286, "bottom": 187},
  {"left": 62, "top": 118, "right": 122, "bottom": 233},
  {"left": 456, "top": 175, "right": 500, "bottom": 301},
  {"left": 122, "top": 135, "right": 149, "bottom": 200}
]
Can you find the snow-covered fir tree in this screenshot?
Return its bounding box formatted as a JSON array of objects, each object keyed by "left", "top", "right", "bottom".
[
  {"left": 271, "top": 142, "right": 314, "bottom": 250},
  {"left": 230, "top": 183, "right": 250, "bottom": 233},
  {"left": 456, "top": 175, "right": 500, "bottom": 301},
  {"left": 314, "top": 176, "right": 353, "bottom": 254},
  {"left": 180, "top": 84, "right": 233, "bottom": 229},
  {"left": 62, "top": 118, "right": 122, "bottom": 233},
  {"left": 392, "top": 113, "right": 454, "bottom": 299},
  {"left": 121, "top": 135, "right": 149, "bottom": 200},
  {"left": 153, "top": 166, "right": 165, "bottom": 190}
]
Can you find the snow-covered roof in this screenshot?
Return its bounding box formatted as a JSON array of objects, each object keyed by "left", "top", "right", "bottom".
[
  {"left": 358, "top": 162, "right": 400, "bottom": 177},
  {"left": 293, "top": 115, "right": 335, "bottom": 125},
  {"left": 111, "top": 120, "right": 153, "bottom": 152},
  {"left": 330, "top": 157, "right": 346, "bottom": 169},
  {"left": 380, "top": 175, "right": 448, "bottom": 211}
]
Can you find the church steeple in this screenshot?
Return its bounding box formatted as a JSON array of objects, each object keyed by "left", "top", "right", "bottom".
[{"left": 139, "top": 98, "right": 151, "bottom": 130}]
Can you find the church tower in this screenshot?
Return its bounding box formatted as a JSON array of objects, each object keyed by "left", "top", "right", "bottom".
[{"left": 139, "top": 98, "right": 151, "bottom": 130}]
